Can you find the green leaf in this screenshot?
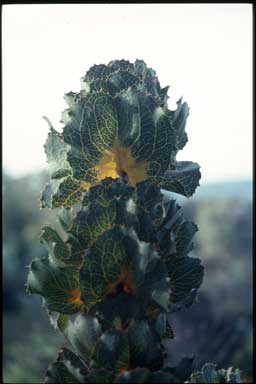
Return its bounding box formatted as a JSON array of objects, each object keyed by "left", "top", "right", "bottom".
[
  {"left": 225, "top": 367, "right": 242, "bottom": 383},
  {"left": 48, "top": 311, "right": 70, "bottom": 333},
  {"left": 134, "top": 244, "right": 170, "bottom": 311},
  {"left": 94, "top": 292, "right": 143, "bottom": 330},
  {"left": 45, "top": 348, "right": 88, "bottom": 383},
  {"left": 84, "top": 177, "right": 134, "bottom": 208},
  {"left": 27, "top": 257, "right": 83, "bottom": 314},
  {"left": 45, "top": 361, "right": 80, "bottom": 383},
  {"left": 42, "top": 60, "right": 201, "bottom": 207},
  {"left": 157, "top": 198, "right": 198, "bottom": 258},
  {"left": 62, "top": 314, "right": 102, "bottom": 364},
  {"left": 40, "top": 223, "right": 84, "bottom": 268},
  {"left": 43, "top": 119, "right": 71, "bottom": 179},
  {"left": 158, "top": 161, "right": 201, "bottom": 198},
  {"left": 80, "top": 227, "right": 137, "bottom": 309},
  {"left": 57, "top": 347, "right": 88, "bottom": 381},
  {"left": 41, "top": 226, "right": 70, "bottom": 264},
  {"left": 135, "top": 181, "right": 163, "bottom": 242},
  {"left": 188, "top": 363, "right": 242, "bottom": 383},
  {"left": 169, "top": 98, "right": 189, "bottom": 151},
  {"left": 41, "top": 179, "right": 62, "bottom": 208},
  {"left": 41, "top": 177, "right": 84, "bottom": 209},
  {"left": 175, "top": 221, "right": 198, "bottom": 257},
  {"left": 166, "top": 256, "right": 204, "bottom": 304},
  {"left": 69, "top": 204, "right": 117, "bottom": 249},
  {"left": 58, "top": 208, "right": 74, "bottom": 231},
  {"left": 154, "top": 313, "right": 174, "bottom": 339},
  {"left": 52, "top": 177, "right": 84, "bottom": 208},
  {"left": 66, "top": 180, "right": 138, "bottom": 259},
  {"left": 128, "top": 321, "right": 163, "bottom": 370},
  {"left": 57, "top": 313, "right": 70, "bottom": 332},
  {"left": 91, "top": 329, "right": 130, "bottom": 373},
  {"left": 63, "top": 92, "right": 118, "bottom": 182}
]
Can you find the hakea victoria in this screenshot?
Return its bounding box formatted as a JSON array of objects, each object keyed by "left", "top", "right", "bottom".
[{"left": 27, "top": 60, "right": 241, "bottom": 383}]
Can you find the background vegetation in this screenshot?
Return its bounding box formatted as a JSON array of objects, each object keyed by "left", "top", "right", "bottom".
[{"left": 3, "top": 171, "right": 252, "bottom": 383}]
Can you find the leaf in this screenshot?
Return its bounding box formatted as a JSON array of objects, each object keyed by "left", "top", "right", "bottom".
[
  {"left": 41, "top": 177, "right": 85, "bottom": 209},
  {"left": 57, "top": 347, "right": 88, "bottom": 381},
  {"left": 27, "top": 257, "right": 84, "bottom": 314},
  {"left": 94, "top": 292, "right": 143, "bottom": 330},
  {"left": 85, "top": 177, "right": 134, "bottom": 207},
  {"left": 42, "top": 60, "right": 201, "bottom": 207},
  {"left": 134, "top": 243, "right": 170, "bottom": 311},
  {"left": 202, "top": 363, "right": 222, "bottom": 383},
  {"left": 48, "top": 311, "right": 70, "bottom": 333},
  {"left": 68, "top": 179, "right": 137, "bottom": 251},
  {"left": 43, "top": 119, "right": 71, "bottom": 179},
  {"left": 62, "top": 314, "right": 102, "bottom": 364},
  {"left": 52, "top": 177, "right": 85, "bottom": 208},
  {"left": 157, "top": 198, "right": 198, "bottom": 258},
  {"left": 159, "top": 161, "right": 201, "bottom": 198},
  {"left": 58, "top": 208, "right": 74, "bottom": 231},
  {"left": 40, "top": 179, "right": 62, "bottom": 208},
  {"left": 225, "top": 367, "right": 242, "bottom": 383},
  {"left": 128, "top": 321, "right": 163, "bottom": 370},
  {"left": 91, "top": 329, "right": 130, "bottom": 373},
  {"left": 79, "top": 227, "right": 138, "bottom": 309},
  {"left": 188, "top": 363, "right": 242, "bottom": 383},
  {"left": 40, "top": 226, "right": 70, "bottom": 264},
  {"left": 168, "top": 98, "right": 189, "bottom": 151},
  {"left": 45, "top": 362, "right": 80, "bottom": 383},
  {"left": 45, "top": 347, "right": 88, "bottom": 383},
  {"left": 175, "top": 221, "right": 198, "bottom": 257},
  {"left": 135, "top": 180, "right": 163, "bottom": 242},
  {"left": 156, "top": 199, "right": 183, "bottom": 256},
  {"left": 69, "top": 203, "right": 117, "bottom": 249},
  {"left": 154, "top": 313, "right": 174, "bottom": 339},
  {"left": 40, "top": 224, "right": 84, "bottom": 268},
  {"left": 166, "top": 256, "right": 204, "bottom": 304}
]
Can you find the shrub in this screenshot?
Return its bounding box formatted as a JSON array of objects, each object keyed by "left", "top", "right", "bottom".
[{"left": 26, "top": 59, "right": 241, "bottom": 383}]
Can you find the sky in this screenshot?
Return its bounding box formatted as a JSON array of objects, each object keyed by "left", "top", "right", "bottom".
[{"left": 2, "top": 4, "right": 252, "bottom": 184}]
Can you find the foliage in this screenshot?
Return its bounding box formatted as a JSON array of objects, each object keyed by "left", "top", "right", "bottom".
[{"left": 26, "top": 59, "right": 241, "bottom": 383}]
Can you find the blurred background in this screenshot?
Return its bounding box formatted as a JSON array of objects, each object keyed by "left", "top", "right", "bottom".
[{"left": 2, "top": 4, "right": 252, "bottom": 383}]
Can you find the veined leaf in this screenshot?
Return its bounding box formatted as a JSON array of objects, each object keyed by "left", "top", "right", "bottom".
[
  {"left": 154, "top": 313, "right": 174, "bottom": 339},
  {"left": 43, "top": 119, "right": 71, "bottom": 179},
  {"left": 128, "top": 320, "right": 163, "bottom": 370},
  {"left": 134, "top": 243, "right": 170, "bottom": 311},
  {"left": 62, "top": 314, "right": 102, "bottom": 364},
  {"left": 79, "top": 227, "right": 138, "bottom": 309},
  {"left": 91, "top": 329, "right": 130, "bottom": 373},
  {"left": 57, "top": 347, "right": 88, "bottom": 380},
  {"left": 45, "top": 347, "right": 88, "bottom": 383},
  {"left": 166, "top": 256, "right": 204, "bottom": 304},
  {"left": 42, "top": 60, "right": 201, "bottom": 208},
  {"left": 188, "top": 363, "right": 242, "bottom": 383},
  {"left": 27, "top": 257, "right": 84, "bottom": 314},
  {"left": 93, "top": 292, "right": 143, "bottom": 330},
  {"left": 45, "top": 361, "right": 80, "bottom": 383}
]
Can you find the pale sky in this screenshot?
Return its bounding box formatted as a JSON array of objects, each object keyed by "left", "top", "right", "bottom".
[{"left": 2, "top": 4, "right": 252, "bottom": 184}]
